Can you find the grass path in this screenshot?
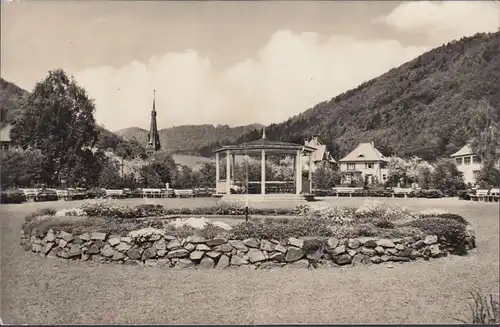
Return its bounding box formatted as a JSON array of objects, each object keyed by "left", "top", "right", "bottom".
[{"left": 1, "top": 198, "right": 498, "bottom": 324}]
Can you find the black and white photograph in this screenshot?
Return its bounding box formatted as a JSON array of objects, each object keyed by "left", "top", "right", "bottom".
[{"left": 1, "top": 0, "right": 499, "bottom": 324}]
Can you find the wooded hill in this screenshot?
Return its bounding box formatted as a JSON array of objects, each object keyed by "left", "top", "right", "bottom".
[{"left": 199, "top": 32, "right": 500, "bottom": 161}]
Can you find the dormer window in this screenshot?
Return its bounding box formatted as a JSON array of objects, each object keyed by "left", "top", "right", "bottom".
[{"left": 358, "top": 154, "right": 364, "bottom": 158}]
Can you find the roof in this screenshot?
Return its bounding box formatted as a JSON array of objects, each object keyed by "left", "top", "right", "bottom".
[
  {"left": 339, "top": 142, "right": 387, "bottom": 162},
  {"left": 304, "top": 138, "right": 336, "bottom": 163},
  {"left": 450, "top": 144, "right": 475, "bottom": 157},
  {"left": 214, "top": 137, "right": 316, "bottom": 154},
  {"left": 0, "top": 124, "right": 13, "bottom": 142}
]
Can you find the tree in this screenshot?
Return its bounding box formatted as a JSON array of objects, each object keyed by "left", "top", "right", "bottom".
[
  {"left": 312, "top": 166, "right": 341, "bottom": 189},
  {"left": 10, "top": 69, "right": 99, "bottom": 186},
  {"left": 386, "top": 156, "right": 408, "bottom": 186},
  {"left": 197, "top": 162, "right": 216, "bottom": 187},
  {"left": 98, "top": 158, "right": 122, "bottom": 188},
  {"left": 476, "top": 162, "right": 500, "bottom": 188},
  {"left": 0, "top": 149, "right": 48, "bottom": 189},
  {"left": 431, "top": 158, "right": 466, "bottom": 194},
  {"left": 138, "top": 163, "right": 164, "bottom": 188}
]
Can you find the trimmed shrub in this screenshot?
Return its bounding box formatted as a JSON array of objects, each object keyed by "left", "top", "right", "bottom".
[
  {"left": 1, "top": 190, "right": 27, "bottom": 204},
  {"left": 406, "top": 217, "right": 468, "bottom": 253},
  {"left": 24, "top": 208, "right": 57, "bottom": 223}
]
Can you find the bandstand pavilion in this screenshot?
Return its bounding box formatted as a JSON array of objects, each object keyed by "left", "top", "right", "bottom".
[{"left": 214, "top": 130, "right": 317, "bottom": 200}]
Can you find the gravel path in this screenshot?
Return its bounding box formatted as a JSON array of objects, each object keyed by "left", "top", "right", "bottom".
[{"left": 1, "top": 198, "right": 498, "bottom": 324}]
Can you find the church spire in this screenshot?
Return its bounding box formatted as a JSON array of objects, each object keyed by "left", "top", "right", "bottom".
[{"left": 146, "top": 90, "right": 161, "bottom": 156}]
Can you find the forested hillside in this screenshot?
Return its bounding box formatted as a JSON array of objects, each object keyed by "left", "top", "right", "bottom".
[
  {"left": 199, "top": 32, "right": 500, "bottom": 161},
  {"left": 0, "top": 78, "right": 29, "bottom": 128},
  {"left": 116, "top": 123, "right": 264, "bottom": 154}
]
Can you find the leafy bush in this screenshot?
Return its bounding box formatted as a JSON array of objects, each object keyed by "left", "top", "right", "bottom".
[
  {"left": 409, "top": 189, "right": 444, "bottom": 198},
  {"left": 79, "top": 200, "right": 166, "bottom": 218},
  {"left": 419, "top": 213, "right": 469, "bottom": 225},
  {"left": 373, "top": 218, "right": 395, "bottom": 229},
  {"left": 354, "top": 201, "right": 414, "bottom": 222},
  {"left": 457, "top": 190, "right": 472, "bottom": 200},
  {"left": 1, "top": 190, "right": 27, "bottom": 204},
  {"left": 406, "top": 217, "right": 468, "bottom": 252},
  {"left": 24, "top": 207, "right": 57, "bottom": 223},
  {"left": 301, "top": 205, "right": 356, "bottom": 224}
]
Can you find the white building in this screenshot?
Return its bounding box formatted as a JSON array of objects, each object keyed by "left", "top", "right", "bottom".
[
  {"left": 450, "top": 144, "right": 483, "bottom": 186},
  {"left": 339, "top": 142, "right": 388, "bottom": 185},
  {"left": 302, "top": 135, "right": 336, "bottom": 172}
]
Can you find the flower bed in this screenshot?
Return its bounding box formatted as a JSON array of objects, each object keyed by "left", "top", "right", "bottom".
[{"left": 20, "top": 201, "right": 476, "bottom": 269}]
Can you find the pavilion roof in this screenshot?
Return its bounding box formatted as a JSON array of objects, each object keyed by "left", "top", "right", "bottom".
[{"left": 214, "top": 137, "right": 316, "bottom": 154}]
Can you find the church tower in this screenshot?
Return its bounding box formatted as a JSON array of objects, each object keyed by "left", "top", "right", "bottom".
[{"left": 146, "top": 90, "right": 161, "bottom": 157}]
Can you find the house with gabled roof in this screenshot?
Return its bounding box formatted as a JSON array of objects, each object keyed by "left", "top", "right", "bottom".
[
  {"left": 450, "top": 143, "right": 484, "bottom": 186},
  {"left": 1, "top": 124, "right": 13, "bottom": 151},
  {"left": 302, "top": 135, "right": 336, "bottom": 172},
  {"left": 339, "top": 141, "right": 388, "bottom": 185}
]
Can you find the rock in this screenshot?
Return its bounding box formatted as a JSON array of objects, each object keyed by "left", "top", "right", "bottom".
[
  {"left": 120, "top": 237, "right": 132, "bottom": 244},
  {"left": 275, "top": 244, "right": 287, "bottom": 253},
  {"left": 142, "top": 247, "right": 157, "bottom": 260},
  {"left": 79, "top": 233, "right": 91, "bottom": 242},
  {"left": 270, "top": 252, "right": 285, "bottom": 262},
  {"left": 123, "top": 259, "right": 140, "bottom": 266},
  {"left": 81, "top": 254, "right": 90, "bottom": 261},
  {"left": 242, "top": 238, "right": 260, "bottom": 248},
  {"left": 260, "top": 240, "right": 275, "bottom": 252},
  {"left": 375, "top": 246, "right": 385, "bottom": 255},
  {"left": 376, "top": 239, "right": 395, "bottom": 248},
  {"left": 115, "top": 242, "right": 132, "bottom": 252},
  {"left": 190, "top": 251, "right": 204, "bottom": 261},
  {"left": 424, "top": 235, "right": 438, "bottom": 245},
  {"left": 412, "top": 240, "right": 426, "bottom": 249},
  {"left": 360, "top": 247, "right": 376, "bottom": 256},
  {"left": 206, "top": 251, "right": 221, "bottom": 259},
  {"left": 157, "top": 249, "right": 167, "bottom": 257},
  {"left": 58, "top": 239, "right": 68, "bottom": 248},
  {"left": 86, "top": 244, "right": 100, "bottom": 255},
  {"left": 112, "top": 251, "right": 126, "bottom": 261},
  {"left": 153, "top": 239, "right": 166, "bottom": 250},
  {"left": 347, "top": 249, "right": 358, "bottom": 257},
  {"left": 206, "top": 238, "right": 227, "bottom": 247},
  {"left": 334, "top": 254, "right": 352, "bottom": 265},
  {"left": 307, "top": 249, "right": 323, "bottom": 262},
  {"left": 198, "top": 257, "right": 215, "bottom": 268},
  {"left": 385, "top": 248, "right": 398, "bottom": 255},
  {"left": 46, "top": 232, "right": 55, "bottom": 242},
  {"left": 370, "top": 256, "right": 383, "bottom": 264},
  {"left": 363, "top": 239, "right": 377, "bottom": 248},
  {"left": 31, "top": 243, "right": 42, "bottom": 253},
  {"left": 347, "top": 238, "right": 361, "bottom": 249},
  {"left": 145, "top": 259, "right": 158, "bottom": 267},
  {"left": 47, "top": 247, "right": 61, "bottom": 258},
  {"left": 429, "top": 244, "right": 442, "bottom": 257},
  {"left": 126, "top": 248, "right": 142, "bottom": 260},
  {"left": 259, "top": 261, "right": 282, "bottom": 269},
  {"left": 166, "top": 249, "right": 190, "bottom": 258},
  {"left": 214, "top": 243, "right": 233, "bottom": 253},
  {"left": 247, "top": 248, "right": 266, "bottom": 263},
  {"left": 327, "top": 238, "right": 339, "bottom": 249},
  {"left": 381, "top": 255, "right": 390, "bottom": 262},
  {"left": 167, "top": 239, "right": 182, "bottom": 250},
  {"left": 68, "top": 244, "right": 81, "bottom": 257},
  {"left": 230, "top": 256, "right": 248, "bottom": 266},
  {"left": 186, "top": 236, "right": 206, "bottom": 244},
  {"left": 184, "top": 243, "right": 196, "bottom": 252},
  {"left": 93, "top": 240, "right": 105, "bottom": 249},
  {"left": 398, "top": 247, "right": 412, "bottom": 258},
  {"left": 91, "top": 232, "right": 106, "bottom": 241},
  {"left": 228, "top": 240, "right": 247, "bottom": 251},
  {"left": 333, "top": 245, "right": 346, "bottom": 255},
  {"left": 395, "top": 244, "right": 404, "bottom": 251},
  {"left": 388, "top": 256, "right": 411, "bottom": 262},
  {"left": 288, "top": 259, "right": 310, "bottom": 268},
  {"left": 196, "top": 244, "right": 211, "bottom": 251},
  {"left": 387, "top": 263, "right": 395, "bottom": 268},
  {"left": 288, "top": 237, "right": 304, "bottom": 248},
  {"left": 157, "top": 258, "right": 170, "bottom": 268},
  {"left": 101, "top": 245, "right": 115, "bottom": 257},
  {"left": 149, "top": 233, "right": 161, "bottom": 241},
  {"left": 73, "top": 236, "right": 82, "bottom": 245},
  {"left": 216, "top": 255, "right": 230, "bottom": 268},
  {"left": 108, "top": 236, "right": 121, "bottom": 246},
  {"left": 411, "top": 250, "right": 422, "bottom": 259},
  {"left": 59, "top": 231, "right": 74, "bottom": 242},
  {"left": 352, "top": 254, "right": 369, "bottom": 265},
  {"left": 43, "top": 242, "right": 55, "bottom": 255},
  {"left": 285, "top": 247, "right": 305, "bottom": 262}
]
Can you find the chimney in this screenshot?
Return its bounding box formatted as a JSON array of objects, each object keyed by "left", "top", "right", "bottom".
[
  {"left": 304, "top": 136, "right": 309, "bottom": 145},
  {"left": 313, "top": 135, "right": 319, "bottom": 144},
  {"left": 371, "top": 141, "right": 375, "bottom": 147}
]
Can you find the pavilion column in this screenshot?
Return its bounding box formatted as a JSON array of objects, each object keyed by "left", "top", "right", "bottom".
[
  {"left": 295, "top": 150, "right": 301, "bottom": 195},
  {"left": 226, "top": 150, "right": 231, "bottom": 195},
  {"left": 215, "top": 152, "right": 220, "bottom": 193},
  {"left": 308, "top": 153, "right": 313, "bottom": 194},
  {"left": 231, "top": 154, "right": 236, "bottom": 183},
  {"left": 261, "top": 149, "right": 266, "bottom": 195}
]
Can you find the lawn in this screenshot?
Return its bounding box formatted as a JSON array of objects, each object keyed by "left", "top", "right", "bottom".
[{"left": 1, "top": 197, "right": 499, "bottom": 324}]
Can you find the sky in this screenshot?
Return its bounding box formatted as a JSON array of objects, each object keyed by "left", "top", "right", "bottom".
[{"left": 1, "top": 1, "right": 500, "bottom": 132}]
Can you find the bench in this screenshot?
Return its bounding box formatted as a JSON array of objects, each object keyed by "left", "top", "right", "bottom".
[
  {"left": 392, "top": 187, "right": 413, "bottom": 198},
  {"left": 174, "top": 189, "right": 194, "bottom": 198},
  {"left": 20, "top": 189, "right": 40, "bottom": 202},
  {"left": 470, "top": 189, "right": 499, "bottom": 202},
  {"left": 142, "top": 188, "right": 165, "bottom": 198},
  {"left": 105, "top": 189, "right": 125, "bottom": 199},
  {"left": 332, "top": 187, "right": 362, "bottom": 197}
]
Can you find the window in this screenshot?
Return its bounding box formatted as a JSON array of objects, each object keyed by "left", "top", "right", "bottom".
[
  {"left": 382, "top": 174, "right": 387, "bottom": 180},
  {"left": 455, "top": 157, "right": 463, "bottom": 165},
  {"left": 347, "top": 163, "right": 355, "bottom": 170},
  {"left": 365, "top": 162, "right": 374, "bottom": 169},
  {"left": 464, "top": 157, "right": 471, "bottom": 165}
]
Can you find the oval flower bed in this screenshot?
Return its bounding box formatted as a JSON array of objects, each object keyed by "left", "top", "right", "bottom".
[{"left": 20, "top": 201, "right": 477, "bottom": 269}]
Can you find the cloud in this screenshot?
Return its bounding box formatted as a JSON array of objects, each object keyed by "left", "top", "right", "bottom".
[
  {"left": 377, "top": 1, "right": 500, "bottom": 44},
  {"left": 72, "top": 30, "right": 428, "bottom": 131}
]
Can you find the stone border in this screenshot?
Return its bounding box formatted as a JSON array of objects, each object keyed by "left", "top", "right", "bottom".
[{"left": 20, "top": 227, "right": 476, "bottom": 269}]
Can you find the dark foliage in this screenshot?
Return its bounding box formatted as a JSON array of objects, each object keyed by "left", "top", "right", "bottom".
[{"left": 0, "top": 190, "right": 26, "bottom": 204}]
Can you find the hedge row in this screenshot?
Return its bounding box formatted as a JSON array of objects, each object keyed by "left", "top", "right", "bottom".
[{"left": 313, "top": 189, "right": 444, "bottom": 198}]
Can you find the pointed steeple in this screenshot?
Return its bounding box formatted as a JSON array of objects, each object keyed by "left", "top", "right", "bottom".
[{"left": 146, "top": 90, "right": 161, "bottom": 156}]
